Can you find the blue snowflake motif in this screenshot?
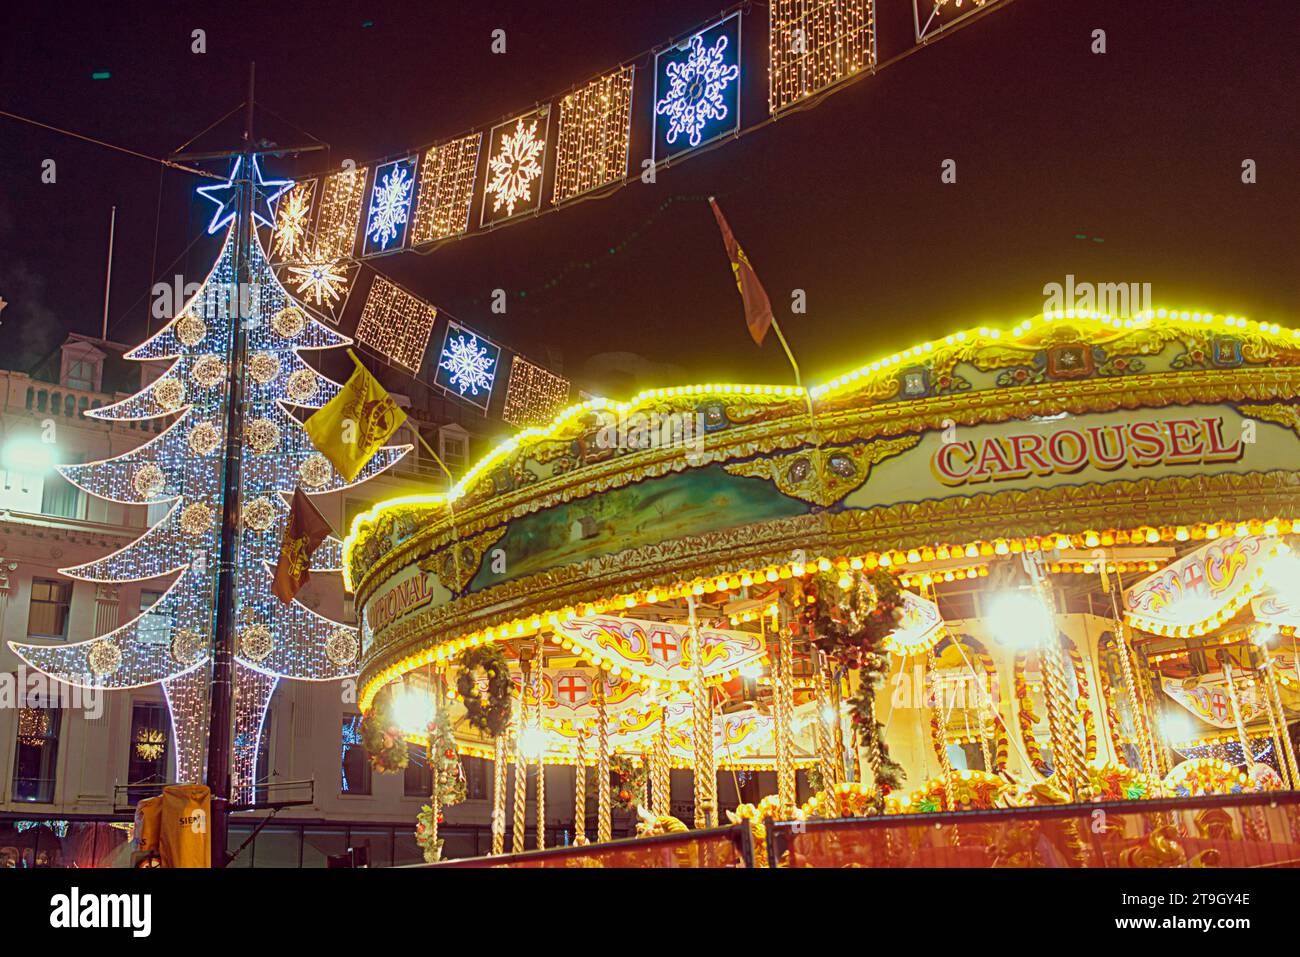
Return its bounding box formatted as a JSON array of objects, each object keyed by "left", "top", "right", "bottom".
[
  {"left": 656, "top": 32, "right": 739, "bottom": 149},
  {"left": 366, "top": 164, "right": 413, "bottom": 249},
  {"left": 439, "top": 333, "right": 496, "bottom": 396}
]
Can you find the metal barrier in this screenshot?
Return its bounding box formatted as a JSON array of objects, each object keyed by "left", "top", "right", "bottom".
[
  {"left": 419, "top": 824, "right": 754, "bottom": 868},
  {"left": 765, "top": 791, "right": 1300, "bottom": 867}
]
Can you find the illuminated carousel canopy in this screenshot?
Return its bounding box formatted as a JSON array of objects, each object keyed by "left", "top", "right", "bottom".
[{"left": 344, "top": 308, "right": 1300, "bottom": 711}]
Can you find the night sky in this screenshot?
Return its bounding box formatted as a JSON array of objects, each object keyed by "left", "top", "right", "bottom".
[{"left": 1, "top": 0, "right": 1296, "bottom": 397}]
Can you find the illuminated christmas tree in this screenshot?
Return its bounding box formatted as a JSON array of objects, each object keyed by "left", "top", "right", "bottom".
[{"left": 9, "top": 177, "right": 409, "bottom": 802}]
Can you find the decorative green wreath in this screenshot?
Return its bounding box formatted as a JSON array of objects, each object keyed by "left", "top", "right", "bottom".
[
  {"left": 361, "top": 710, "right": 408, "bottom": 774},
  {"left": 610, "top": 755, "right": 649, "bottom": 813},
  {"left": 456, "top": 644, "right": 513, "bottom": 738}
]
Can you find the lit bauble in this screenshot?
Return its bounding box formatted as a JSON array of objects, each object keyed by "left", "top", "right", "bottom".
[
  {"left": 248, "top": 352, "right": 281, "bottom": 385},
  {"left": 286, "top": 368, "right": 319, "bottom": 403},
  {"left": 171, "top": 628, "right": 207, "bottom": 666},
  {"left": 154, "top": 378, "right": 186, "bottom": 411},
  {"left": 299, "top": 453, "right": 332, "bottom": 489},
  {"left": 188, "top": 421, "right": 221, "bottom": 456},
  {"left": 132, "top": 464, "right": 166, "bottom": 500},
  {"left": 191, "top": 355, "right": 228, "bottom": 388},
  {"left": 87, "top": 639, "right": 122, "bottom": 677},
  {"left": 180, "top": 501, "right": 214, "bottom": 535},
  {"left": 242, "top": 496, "right": 277, "bottom": 532},
  {"left": 325, "top": 628, "right": 359, "bottom": 667},
  {"left": 239, "top": 623, "right": 274, "bottom": 663},
  {"left": 175, "top": 312, "right": 207, "bottom": 346},
  {"left": 271, "top": 305, "right": 306, "bottom": 339},
  {"left": 245, "top": 418, "right": 280, "bottom": 454}
]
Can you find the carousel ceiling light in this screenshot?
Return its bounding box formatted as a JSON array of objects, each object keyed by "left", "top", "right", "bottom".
[{"left": 989, "top": 590, "right": 1055, "bottom": 650}]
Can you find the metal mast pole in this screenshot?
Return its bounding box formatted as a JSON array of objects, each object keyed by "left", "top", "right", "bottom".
[{"left": 206, "top": 62, "right": 256, "bottom": 867}]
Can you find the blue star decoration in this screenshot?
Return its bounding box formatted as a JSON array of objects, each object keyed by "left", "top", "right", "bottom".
[{"left": 195, "top": 156, "right": 293, "bottom": 235}]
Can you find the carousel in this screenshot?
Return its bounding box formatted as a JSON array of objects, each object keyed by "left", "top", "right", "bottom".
[{"left": 343, "top": 307, "right": 1300, "bottom": 865}]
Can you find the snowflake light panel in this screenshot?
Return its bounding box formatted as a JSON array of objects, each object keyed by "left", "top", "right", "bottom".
[
  {"left": 435, "top": 320, "right": 500, "bottom": 411},
  {"left": 653, "top": 13, "right": 742, "bottom": 163},
  {"left": 482, "top": 107, "right": 550, "bottom": 227},
  {"left": 362, "top": 156, "right": 417, "bottom": 257},
  {"left": 411, "top": 132, "right": 482, "bottom": 245}
]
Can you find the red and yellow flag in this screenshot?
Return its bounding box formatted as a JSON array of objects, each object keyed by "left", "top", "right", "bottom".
[
  {"left": 304, "top": 352, "right": 407, "bottom": 482},
  {"left": 272, "top": 488, "right": 334, "bottom": 604},
  {"left": 709, "top": 198, "right": 774, "bottom": 346}
]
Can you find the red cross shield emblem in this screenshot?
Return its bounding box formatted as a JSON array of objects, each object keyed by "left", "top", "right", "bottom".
[{"left": 552, "top": 670, "right": 592, "bottom": 710}]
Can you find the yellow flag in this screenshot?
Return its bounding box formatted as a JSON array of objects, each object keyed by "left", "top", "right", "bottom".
[{"left": 305, "top": 353, "right": 407, "bottom": 482}]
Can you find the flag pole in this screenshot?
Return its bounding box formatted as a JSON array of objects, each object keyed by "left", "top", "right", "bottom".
[
  {"left": 706, "top": 196, "right": 833, "bottom": 534},
  {"left": 409, "top": 415, "right": 466, "bottom": 594}
]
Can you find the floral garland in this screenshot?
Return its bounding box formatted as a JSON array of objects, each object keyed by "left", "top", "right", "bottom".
[
  {"left": 796, "top": 569, "right": 906, "bottom": 796},
  {"left": 427, "top": 703, "right": 468, "bottom": 808},
  {"left": 456, "top": 644, "right": 512, "bottom": 738},
  {"left": 415, "top": 804, "right": 444, "bottom": 863},
  {"left": 361, "top": 709, "right": 408, "bottom": 774},
  {"left": 610, "top": 755, "right": 648, "bottom": 812}
]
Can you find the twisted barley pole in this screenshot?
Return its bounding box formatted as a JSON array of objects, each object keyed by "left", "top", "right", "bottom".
[
  {"left": 1260, "top": 650, "right": 1300, "bottom": 787},
  {"left": 533, "top": 636, "right": 546, "bottom": 850},
  {"left": 512, "top": 678, "right": 529, "bottom": 853},
  {"left": 1039, "top": 637, "right": 1087, "bottom": 798},
  {"left": 775, "top": 619, "right": 797, "bottom": 817},
  {"left": 491, "top": 734, "right": 508, "bottom": 855},
  {"left": 652, "top": 709, "right": 671, "bottom": 815},
  {"left": 1115, "top": 625, "right": 1158, "bottom": 775},
  {"left": 596, "top": 677, "right": 612, "bottom": 843},
  {"left": 574, "top": 738, "right": 588, "bottom": 844}
]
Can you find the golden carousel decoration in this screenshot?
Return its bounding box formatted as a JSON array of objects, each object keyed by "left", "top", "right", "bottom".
[{"left": 343, "top": 308, "right": 1300, "bottom": 864}]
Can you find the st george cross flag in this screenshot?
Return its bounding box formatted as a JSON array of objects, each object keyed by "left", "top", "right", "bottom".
[{"left": 709, "top": 197, "right": 774, "bottom": 346}]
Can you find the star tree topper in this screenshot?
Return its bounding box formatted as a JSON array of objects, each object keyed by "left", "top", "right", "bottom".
[{"left": 196, "top": 156, "right": 294, "bottom": 235}]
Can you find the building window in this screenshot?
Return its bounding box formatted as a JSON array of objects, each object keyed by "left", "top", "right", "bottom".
[
  {"left": 341, "top": 716, "right": 371, "bottom": 795},
  {"left": 12, "top": 706, "right": 61, "bottom": 802},
  {"left": 28, "top": 579, "right": 72, "bottom": 639},
  {"left": 39, "top": 453, "right": 84, "bottom": 520},
  {"left": 404, "top": 743, "right": 433, "bottom": 797},
  {"left": 439, "top": 428, "right": 468, "bottom": 474},
  {"left": 0, "top": 466, "right": 43, "bottom": 513},
  {"left": 465, "top": 756, "right": 488, "bottom": 800},
  {"left": 254, "top": 711, "right": 273, "bottom": 806},
  {"left": 137, "top": 590, "right": 169, "bottom": 645},
  {"left": 61, "top": 351, "right": 102, "bottom": 392},
  {"left": 127, "top": 702, "right": 170, "bottom": 801}
]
